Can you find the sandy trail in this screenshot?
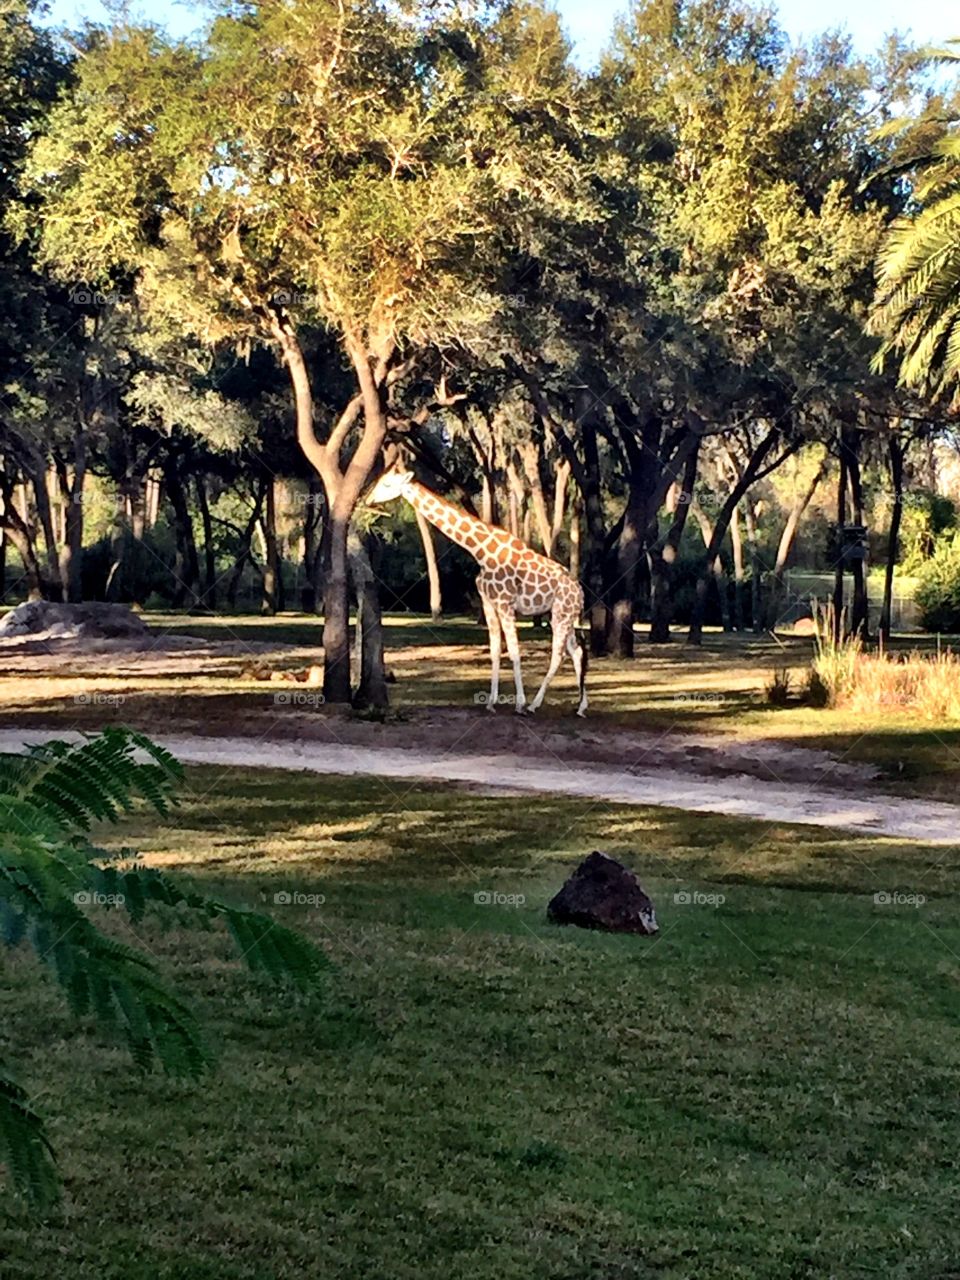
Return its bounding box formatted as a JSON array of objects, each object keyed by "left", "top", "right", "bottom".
[{"left": 0, "top": 728, "right": 956, "bottom": 845}]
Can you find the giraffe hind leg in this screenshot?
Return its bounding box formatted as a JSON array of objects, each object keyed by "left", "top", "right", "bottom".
[{"left": 567, "top": 629, "right": 588, "bottom": 716}]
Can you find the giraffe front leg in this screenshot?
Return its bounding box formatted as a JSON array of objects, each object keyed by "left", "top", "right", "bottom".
[
  {"left": 529, "top": 627, "right": 567, "bottom": 714},
  {"left": 499, "top": 613, "right": 526, "bottom": 714},
  {"left": 480, "top": 596, "right": 502, "bottom": 712}
]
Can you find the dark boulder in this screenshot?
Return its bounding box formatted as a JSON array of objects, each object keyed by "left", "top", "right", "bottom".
[{"left": 547, "top": 852, "right": 658, "bottom": 935}]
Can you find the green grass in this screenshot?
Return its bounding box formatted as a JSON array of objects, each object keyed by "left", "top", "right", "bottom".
[{"left": 3, "top": 768, "right": 960, "bottom": 1278}]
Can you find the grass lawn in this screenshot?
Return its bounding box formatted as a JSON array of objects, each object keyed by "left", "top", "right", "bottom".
[{"left": 2, "top": 767, "right": 960, "bottom": 1278}]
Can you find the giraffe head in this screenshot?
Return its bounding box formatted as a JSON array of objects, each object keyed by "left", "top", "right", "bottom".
[{"left": 367, "top": 464, "right": 414, "bottom": 505}]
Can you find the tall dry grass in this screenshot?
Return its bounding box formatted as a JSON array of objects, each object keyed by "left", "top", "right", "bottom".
[{"left": 808, "top": 603, "right": 960, "bottom": 719}]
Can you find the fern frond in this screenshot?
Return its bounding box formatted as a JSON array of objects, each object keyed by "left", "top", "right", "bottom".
[
  {"left": 91, "top": 864, "right": 330, "bottom": 991},
  {"left": 0, "top": 729, "right": 326, "bottom": 1212},
  {"left": 0, "top": 727, "right": 183, "bottom": 833},
  {"left": 0, "top": 1062, "right": 58, "bottom": 1213}
]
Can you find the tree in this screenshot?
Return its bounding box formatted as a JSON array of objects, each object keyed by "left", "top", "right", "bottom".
[
  {"left": 870, "top": 43, "right": 960, "bottom": 405},
  {"left": 16, "top": 0, "right": 577, "bottom": 703}
]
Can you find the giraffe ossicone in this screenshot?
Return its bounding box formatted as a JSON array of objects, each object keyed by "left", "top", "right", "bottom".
[{"left": 367, "top": 465, "right": 588, "bottom": 716}]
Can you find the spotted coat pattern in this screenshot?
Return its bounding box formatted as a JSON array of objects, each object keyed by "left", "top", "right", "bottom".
[{"left": 403, "top": 480, "right": 588, "bottom": 716}]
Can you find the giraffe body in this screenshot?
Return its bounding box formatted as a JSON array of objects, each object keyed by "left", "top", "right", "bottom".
[{"left": 367, "top": 468, "right": 588, "bottom": 715}]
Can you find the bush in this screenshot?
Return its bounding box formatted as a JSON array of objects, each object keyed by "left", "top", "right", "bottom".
[
  {"left": 915, "top": 534, "right": 960, "bottom": 633},
  {"left": 765, "top": 667, "right": 792, "bottom": 706}
]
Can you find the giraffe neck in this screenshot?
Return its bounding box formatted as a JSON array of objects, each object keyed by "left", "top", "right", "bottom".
[{"left": 402, "top": 481, "right": 519, "bottom": 570}]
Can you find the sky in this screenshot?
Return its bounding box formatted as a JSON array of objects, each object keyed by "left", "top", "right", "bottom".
[{"left": 43, "top": 0, "right": 950, "bottom": 66}]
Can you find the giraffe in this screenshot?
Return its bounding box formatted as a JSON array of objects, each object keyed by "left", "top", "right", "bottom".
[{"left": 367, "top": 465, "right": 588, "bottom": 716}]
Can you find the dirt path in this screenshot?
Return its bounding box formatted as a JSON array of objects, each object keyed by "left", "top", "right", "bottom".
[{"left": 1, "top": 728, "right": 955, "bottom": 845}]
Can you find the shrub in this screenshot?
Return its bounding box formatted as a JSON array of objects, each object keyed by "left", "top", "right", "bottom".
[
  {"left": 803, "top": 668, "right": 831, "bottom": 708},
  {"left": 765, "top": 667, "right": 792, "bottom": 706},
  {"left": 915, "top": 533, "right": 960, "bottom": 633}
]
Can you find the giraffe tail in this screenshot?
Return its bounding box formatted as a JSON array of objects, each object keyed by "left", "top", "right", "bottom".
[{"left": 575, "top": 627, "right": 589, "bottom": 705}]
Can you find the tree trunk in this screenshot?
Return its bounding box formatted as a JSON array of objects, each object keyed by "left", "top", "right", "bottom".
[
  {"left": 349, "top": 530, "right": 388, "bottom": 709},
  {"left": 145, "top": 472, "right": 161, "bottom": 528},
  {"left": 522, "top": 442, "right": 552, "bottom": 554},
  {"left": 730, "top": 504, "right": 745, "bottom": 631},
  {"left": 260, "top": 477, "right": 280, "bottom": 616},
  {"left": 576, "top": 416, "right": 611, "bottom": 656},
  {"left": 845, "top": 425, "right": 869, "bottom": 639},
  {"left": 506, "top": 458, "right": 523, "bottom": 537},
  {"left": 415, "top": 507, "right": 442, "bottom": 621},
  {"left": 319, "top": 337, "right": 390, "bottom": 706},
  {"left": 879, "top": 436, "right": 905, "bottom": 645},
  {"left": 569, "top": 496, "right": 581, "bottom": 580},
  {"left": 649, "top": 444, "right": 700, "bottom": 642},
  {"left": 301, "top": 475, "right": 324, "bottom": 612},
  {"left": 56, "top": 422, "right": 86, "bottom": 603},
  {"left": 0, "top": 471, "right": 44, "bottom": 601},
  {"left": 609, "top": 489, "right": 644, "bottom": 658},
  {"left": 832, "top": 443, "right": 848, "bottom": 642},
  {"left": 164, "top": 456, "right": 200, "bottom": 608},
  {"left": 743, "top": 501, "right": 762, "bottom": 633},
  {"left": 765, "top": 459, "right": 825, "bottom": 629},
  {"left": 551, "top": 459, "right": 570, "bottom": 557},
  {"left": 196, "top": 476, "right": 217, "bottom": 609},
  {"left": 226, "top": 481, "right": 266, "bottom": 607},
  {"left": 29, "top": 462, "right": 63, "bottom": 601},
  {"left": 688, "top": 430, "right": 781, "bottom": 645}
]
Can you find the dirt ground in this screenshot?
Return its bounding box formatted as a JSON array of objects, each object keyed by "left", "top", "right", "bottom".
[
  {"left": 0, "top": 627, "right": 881, "bottom": 788},
  {"left": 7, "top": 625, "right": 960, "bottom": 845}
]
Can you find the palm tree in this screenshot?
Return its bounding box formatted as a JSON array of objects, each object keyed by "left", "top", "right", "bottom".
[{"left": 870, "top": 43, "right": 960, "bottom": 404}]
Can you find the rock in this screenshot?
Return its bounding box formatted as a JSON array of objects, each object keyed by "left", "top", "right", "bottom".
[
  {"left": 0, "top": 601, "right": 148, "bottom": 640},
  {"left": 791, "top": 616, "right": 817, "bottom": 637},
  {"left": 547, "top": 852, "right": 658, "bottom": 935},
  {"left": 304, "top": 664, "right": 324, "bottom": 687}
]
